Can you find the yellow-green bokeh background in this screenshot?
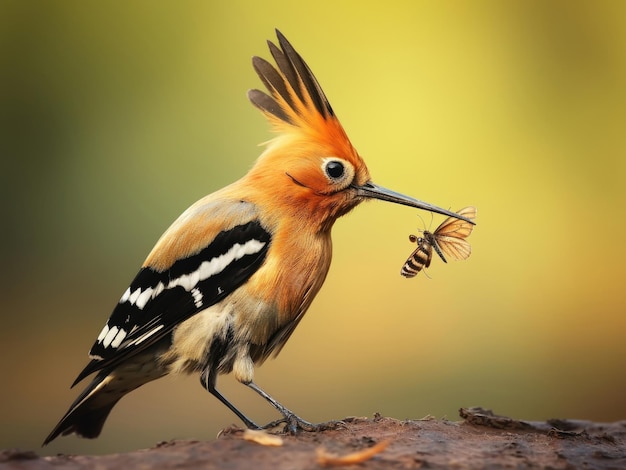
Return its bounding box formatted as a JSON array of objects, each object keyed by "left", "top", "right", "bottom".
[{"left": 2, "top": 0, "right": 625, "bottom": 456}]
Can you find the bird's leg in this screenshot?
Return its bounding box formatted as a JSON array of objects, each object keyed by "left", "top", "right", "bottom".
[
  {"left": 244, "top": 381, "right": 342, "bottom": 433},
  {"left": 199, "top": 368, "right": 260, "bottom": 430}
]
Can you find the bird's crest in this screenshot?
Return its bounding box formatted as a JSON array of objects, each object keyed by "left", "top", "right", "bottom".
[{"left": 248, "top": 30, "right": 356, "bottom": 158}]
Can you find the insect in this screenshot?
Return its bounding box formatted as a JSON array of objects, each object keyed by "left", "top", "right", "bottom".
[{"left": 401, "top": 206, "right": 476, "bottom": 278}]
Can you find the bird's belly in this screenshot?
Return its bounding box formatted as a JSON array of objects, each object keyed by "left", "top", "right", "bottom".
[
  {"left": 158, "top": 297, "right": 277, "bottom": 383},
  {"left": 159, "top": 302, "right": 235, "bottom": 375}
]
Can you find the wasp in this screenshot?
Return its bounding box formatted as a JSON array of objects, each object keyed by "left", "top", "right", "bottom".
[{"left": 401, "top": 206, "right": 476, "bottom": 278}]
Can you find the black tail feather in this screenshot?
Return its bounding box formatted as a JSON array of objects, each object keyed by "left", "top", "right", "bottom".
[
  {"left": 44, "top": 366, "right": 143, "bottom": 446},
  {"left": 44, "top": 371, "right": 118, "bottom": 445},
  {"left": 43, "top": 399, "right": 118, "bottom": 445}
]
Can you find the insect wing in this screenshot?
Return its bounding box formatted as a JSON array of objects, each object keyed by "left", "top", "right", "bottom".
[
  {"left": 432, "top": 206, "right": 476, "bottom": 261},
  {"left": 435, "top": 235, "right": 472, "bottom": 261}
]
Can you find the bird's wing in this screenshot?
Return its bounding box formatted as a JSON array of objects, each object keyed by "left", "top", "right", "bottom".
[{"left": 73, "top": 201, "right": 271, "bottom": 386}]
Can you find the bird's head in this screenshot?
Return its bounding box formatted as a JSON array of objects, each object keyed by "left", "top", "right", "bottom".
[{"left": 246, "top": 30, "right": 474, "bottom": 231}]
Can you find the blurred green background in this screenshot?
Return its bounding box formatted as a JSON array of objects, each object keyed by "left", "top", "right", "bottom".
[{"left": 2, "top": 0, "right": 625, "bottom": 456}]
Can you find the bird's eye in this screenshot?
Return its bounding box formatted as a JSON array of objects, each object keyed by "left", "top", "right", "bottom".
[{"left": 324, "top": 160, "right": 345, "bottom": 180}]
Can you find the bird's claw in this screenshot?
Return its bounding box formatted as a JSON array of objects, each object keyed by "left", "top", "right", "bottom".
[{"left": 261, "top": 415, "right": 346, "bottom": 434}]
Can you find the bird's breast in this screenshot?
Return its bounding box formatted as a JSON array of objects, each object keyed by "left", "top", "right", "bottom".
[{"left": 249, "top": 226, "right": 331, "bottom": 316}]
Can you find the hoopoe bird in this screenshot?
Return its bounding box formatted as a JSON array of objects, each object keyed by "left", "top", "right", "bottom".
[{"left": 44, "top": 29, "right": 475, "bottom": 444}]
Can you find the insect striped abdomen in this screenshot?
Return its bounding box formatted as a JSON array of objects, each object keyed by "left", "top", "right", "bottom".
[{"left": 400, "top": 235, "right": 433, "bottom": 278}]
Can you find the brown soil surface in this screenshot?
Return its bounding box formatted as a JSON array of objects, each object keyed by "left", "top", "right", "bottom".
[{"left": 3, "top": 408, "right": 626, "bottom": 469}]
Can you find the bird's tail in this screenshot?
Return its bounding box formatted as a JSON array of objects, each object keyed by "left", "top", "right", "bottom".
[{"left": 43, "top": 359, "right": 165, "bottom": 445}]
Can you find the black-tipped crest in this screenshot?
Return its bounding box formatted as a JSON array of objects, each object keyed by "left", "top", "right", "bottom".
[
  {"left": 249, "top": 29, "right": 334, "bottom": 125},
  {"left": 252, "top": 56, "right": 295, "bottom": 111},
  {"left": 248, "top": 89, "right": 292, "bottom": 124},
  {"left": 267, "top": 40, "right": 303, "bottom": 104},
  {"left": 274, "top": 30, "right": 333, "bottom": 118}
]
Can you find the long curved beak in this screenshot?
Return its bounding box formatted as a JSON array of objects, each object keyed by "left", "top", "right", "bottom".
[{"left": 353, "top": 182, "right": 476, "bottom": 225}]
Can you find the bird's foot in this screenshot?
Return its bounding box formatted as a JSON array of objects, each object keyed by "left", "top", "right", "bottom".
[{"left": 262, "top": 414, "right": 345, "bottom": 434}]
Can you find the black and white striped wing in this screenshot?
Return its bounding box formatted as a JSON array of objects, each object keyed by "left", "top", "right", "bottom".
[{"left": 73, "top": 220, "right": 271, "bottom": 386}]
